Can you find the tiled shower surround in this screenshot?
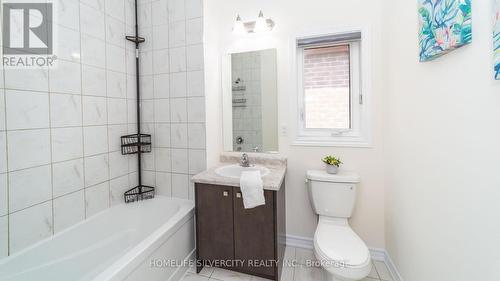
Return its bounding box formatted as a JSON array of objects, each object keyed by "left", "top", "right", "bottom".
[
  {"left": 231, "top": 52, "right": 263, "bottom": 152},
  {"left": 137, "top": 0, "right": 205, "bottom": 201},
  {"left": 0, "top": 0, "right": 205, "bottom": 257}
]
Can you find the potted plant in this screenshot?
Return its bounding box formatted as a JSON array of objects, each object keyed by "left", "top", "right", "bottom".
[{"left": 322, "top": 155, "right": 342, "bottom": 174}]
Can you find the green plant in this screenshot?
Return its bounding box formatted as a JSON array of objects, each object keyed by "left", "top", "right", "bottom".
[{"left": 322, "top": 155, "right": 342, "bottom": 167}]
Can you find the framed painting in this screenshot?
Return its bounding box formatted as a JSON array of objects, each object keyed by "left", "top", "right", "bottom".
[
  {"left": 418, "top": 0, "right": 472, "bottom": 62},
  {"left": 494, "top": 0, "right": 500, "bottom": 80}
]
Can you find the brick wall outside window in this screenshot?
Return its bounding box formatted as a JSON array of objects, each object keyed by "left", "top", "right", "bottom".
[{"left": 303, "top": 45, "right": 351, "bottom": 129}]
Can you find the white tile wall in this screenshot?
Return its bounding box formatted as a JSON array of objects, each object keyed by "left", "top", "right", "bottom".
[
  {"left": 5, "top": 90, "right": 50, "bottom": 130},
  {"left": 53, "top": 190, "right": 85, "bottom": 233},
  {"left": 82, "top": 65, "right": 107, "bottom": 96},
  {"left": 110, "top": 175, "right": 129, "bottom": 205},
  {"left": 4, "top": 68, "right": 49, "bottom": 92},
  {"left": 52, "top": 159, "right": 85, "bottom": 197},
  {"left": 0, "top": 0, "right": 139, "bottom": 256},
  {"left": 83, "top": 126, "right": 109, "bottom": 156},
  {"left": 53, "top": 0, "right": 81, "bottom": 31},
  {"left": 140, "top": 0, "right": 205, "bottom": 201},
  {"left": 9, "top": 201, "right": 53, "bottom": 254},
  {"left": 155, "top": 171, "right": 172, "bottom": 196},
  {"left": 0, "top": 133, "right": 6, "bottom": 173},
  {"left": 50, "top": 93, "right": 83, "bottom": 127},
  {"left": 56, "top": 26, "right": 81, "bottom": 63},
  {"left": 0, "top": 91, "right": 5, "bottom": 131},
  {"left": 0, "top": 216, "right": 7, "bottom": 258},
  {"left": 9, "top": 165, "right": 52, "bottom": 212},
  {"left": 84, "top": 154, "right": 110, "bottom": 187},
  {"left": 0, "top": 174, "right": 7, "bottom": 217},
  {"left": 82, "top": 96, "right": 107, "bottom": 126},
  {"left": 0, "top": 0, "right": 204, "bottom": 257},
  {"left": 171, "top": 123, "right": 188, "bottom": 148},
  {"left": 85, "top": 181, "right": 110, "bottom": 217},
  {"left": 49, "top": 60, "right": 82, "bottom": 94},
  {"left": 7, "top": 129, "right": 51, "bottom": 171},
  {"left": 52, "top": 127, "right": 84, "bottom": 162},
  {"left": 187, "top": 70, "right": 204, "bottom": 97}
]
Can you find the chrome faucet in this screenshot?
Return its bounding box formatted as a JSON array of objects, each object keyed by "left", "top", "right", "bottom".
[{"left": 240, "top": 153, "right": 250, "bottom": 167}]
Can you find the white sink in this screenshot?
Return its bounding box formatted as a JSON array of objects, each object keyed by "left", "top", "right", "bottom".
[{"left": 215, "top": 164, "right": 270, "bottom": 179}]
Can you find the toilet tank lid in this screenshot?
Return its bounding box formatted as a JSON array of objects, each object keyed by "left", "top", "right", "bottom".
[{"left": 306, "top": 170, "right": 360, "bottom": 183}]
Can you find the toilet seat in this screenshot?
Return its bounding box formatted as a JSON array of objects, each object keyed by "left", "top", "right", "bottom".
[{"left": 313, "top": 217, "right": 371, "bottom": 280}]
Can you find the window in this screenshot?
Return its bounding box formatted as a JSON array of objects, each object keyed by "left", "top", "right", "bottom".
[
  {"left": 303, "top": 45, "right": 351, "bottom": 130},
  {"left": 294, "top": 31, "right": 371, "bottom": 147}
]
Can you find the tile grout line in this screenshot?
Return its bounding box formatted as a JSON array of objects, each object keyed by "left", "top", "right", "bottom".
[
  {"left": 1, "top": 7, "right": 10, "bottom": 256},
  {"left": 165, "top": 0, "right": 173, "bottom": 198},
  {"left": 78, "top": 0, "right": 88, "bottom": 220},
  {"left": 149, "top": 0, "right": 157, "bottom": 189},
  {"left": 103, "top": 0, "right": 112, "bottom": 210},
  {"left": 47, "top": 48, "right": 55, "bottom": 236},
  {"left": 183, "top": 0, "right": 190, "bottom": 200},
  {"left": 123, "top": 0, "right": 132, "bottom": 200},
  {"left": 45, "top": 0, "right": 54, "bottom": 237}
]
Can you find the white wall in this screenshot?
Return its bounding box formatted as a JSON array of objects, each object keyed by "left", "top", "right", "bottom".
[
  {"left": 383, "top": 0, "right": 500, "bottom": 280},
  {"left": 205, "top": 0, "right": 386, "bottom": 248}
]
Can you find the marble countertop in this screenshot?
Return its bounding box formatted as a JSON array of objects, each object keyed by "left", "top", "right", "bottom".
[{"left": 191, "top": 153, "right": 287, "bottom": 191}]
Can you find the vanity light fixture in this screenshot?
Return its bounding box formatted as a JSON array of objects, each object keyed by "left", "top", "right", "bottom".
[
  {"left": 254, "top": 11, "right": 268, "bottom": 33},
  {"left": 232, "top": 10, "right": 275, "bottom": 35},
  {"left": 232, "top": 15, "right": 246, "bottom": 35}
]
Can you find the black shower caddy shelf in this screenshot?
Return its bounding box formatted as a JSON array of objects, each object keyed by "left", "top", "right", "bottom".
[
  {"left": 121, "top": 0, "right": 155, "bottom": 203},
  {"left": 120, "top": 134, "right": 151, "bottom": 155}
]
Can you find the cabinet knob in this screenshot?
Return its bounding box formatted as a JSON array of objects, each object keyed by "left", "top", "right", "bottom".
[
  {"left": 223, "top": 191, "right": 229, "bottom": 197},
  {"left": 236, "top": 192, "right": 242, "bottom": 198}
]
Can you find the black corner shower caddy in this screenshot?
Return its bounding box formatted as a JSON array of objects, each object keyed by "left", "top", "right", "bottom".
[{"left": 122, "top": 0, "right": 155, "bottom": 203}]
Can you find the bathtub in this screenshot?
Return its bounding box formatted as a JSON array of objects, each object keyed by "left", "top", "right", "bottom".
[{"left": 0, "top": 196, "right": 195, "bottom": 281}]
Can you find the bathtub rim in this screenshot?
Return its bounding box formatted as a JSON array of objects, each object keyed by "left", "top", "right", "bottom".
[
  {"left": 97, "top": 197, "right": 195, "bottom": 281},
  {"left": 0, "top": 196, "right": 195, "bottom": 280}
]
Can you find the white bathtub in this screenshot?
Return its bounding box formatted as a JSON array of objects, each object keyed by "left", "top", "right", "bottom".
[{"left": 0, "top": 196, "right": 195, "bottom": 281}]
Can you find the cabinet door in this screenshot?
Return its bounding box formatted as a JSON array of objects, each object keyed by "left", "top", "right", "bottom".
[
  {"left": 196, "top": 184, "right": 234, "bottom": 262},
  {"left": 233, "top": 188, "right": 276, "bottom": 278}
]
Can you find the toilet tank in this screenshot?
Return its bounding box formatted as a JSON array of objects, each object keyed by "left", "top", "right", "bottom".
[{"left": 306, "top": 170, "right": 360, "bottom": 218}]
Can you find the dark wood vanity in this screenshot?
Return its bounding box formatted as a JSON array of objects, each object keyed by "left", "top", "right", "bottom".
[{"left": 195, "top": 181, "right": 286, "bottom": 281}]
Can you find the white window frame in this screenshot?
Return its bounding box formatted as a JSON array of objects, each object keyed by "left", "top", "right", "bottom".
[{"left": 290, "top": 27, "right": 372, "bottom": 147}]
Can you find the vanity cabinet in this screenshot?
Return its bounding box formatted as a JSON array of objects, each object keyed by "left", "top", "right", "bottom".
[{"left": 195, "top": 182, "right": 286, "bottom": 281}]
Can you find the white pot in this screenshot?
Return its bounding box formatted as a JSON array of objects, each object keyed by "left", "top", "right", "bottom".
[{"left": 325, "top": 164, "right": 339, "bottom": 174}]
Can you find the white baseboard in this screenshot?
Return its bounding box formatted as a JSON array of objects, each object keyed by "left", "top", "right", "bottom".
[
  {"left": 285, "top": 235, "right": 403, "bottom": 281},
  {"left": 383, "top": 249, "right": 404, "bottom": 281},
  {"left": 285, "top": 234, "right": 314, "bottom": 249}
]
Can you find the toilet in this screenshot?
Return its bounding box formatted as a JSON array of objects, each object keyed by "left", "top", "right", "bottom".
[{"left": 306, "top": 170, "right": 372, "bottom": 281}]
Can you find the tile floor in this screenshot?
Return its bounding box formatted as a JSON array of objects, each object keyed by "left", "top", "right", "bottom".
[{"left": 181, "top": 246, "right": 394, "bottom": 281}]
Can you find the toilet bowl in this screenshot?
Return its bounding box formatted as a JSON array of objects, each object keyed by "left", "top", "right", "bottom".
[
  {"left": 313, "top": 217, "right": 371, "bottom": 281},
  {"left": 306, "top": 170, "right": 371, "bottom": 281}
]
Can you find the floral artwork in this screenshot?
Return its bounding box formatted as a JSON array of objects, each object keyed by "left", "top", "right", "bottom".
[
  {"left": 418, "top": 0, "right": 472, "bottom": 62},
  {"left": 494, "top": 0, "right": 500, "bottom": 80}
]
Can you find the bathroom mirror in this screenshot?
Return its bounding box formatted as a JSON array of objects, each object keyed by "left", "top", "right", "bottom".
[{"left": 222, "top": 49, "right": 279, "bottom": 153}]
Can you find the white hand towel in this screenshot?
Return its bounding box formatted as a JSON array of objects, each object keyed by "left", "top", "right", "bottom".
[{"left": 239, "top": 170, "right": 265, "bottom": 209}]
